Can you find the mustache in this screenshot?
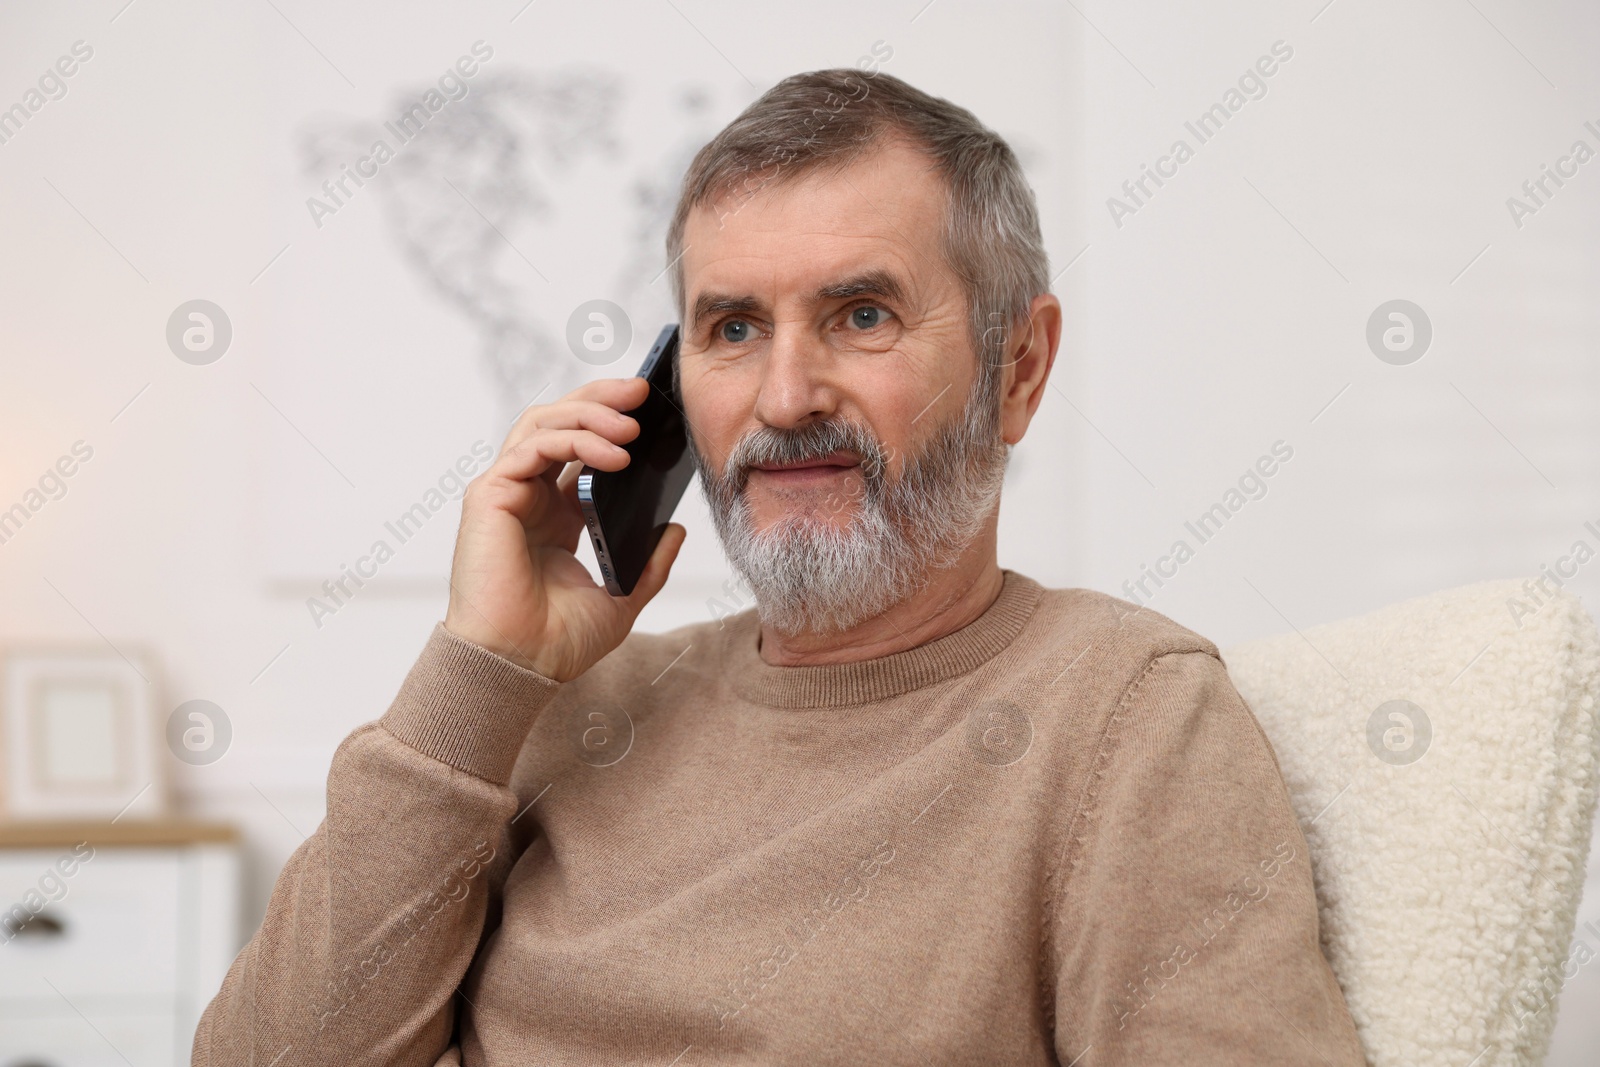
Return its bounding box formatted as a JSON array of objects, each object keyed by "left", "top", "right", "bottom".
[{"left": 721, "top": 419, "right": 892, "bottom": 493}]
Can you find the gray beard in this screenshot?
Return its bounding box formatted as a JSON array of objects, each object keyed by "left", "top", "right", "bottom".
[{"left": 690, "top": 374, "right": 1009, "bottom": 635}]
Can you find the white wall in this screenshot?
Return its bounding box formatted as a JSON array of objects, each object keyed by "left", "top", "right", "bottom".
[
  {"left": 1, "top": 0, "right": 1597, "bottom": 1059},
  {"left": 1072, "top": 5, "right": 1600, "bottom": 1058}
]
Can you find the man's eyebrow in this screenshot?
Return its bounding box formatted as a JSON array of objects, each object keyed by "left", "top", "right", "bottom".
[
  {"left": 687, "top": 269, "right": 910, "bottom": 333},
  {"left": 690, "top": 293, "right": 762, "bottom": 333},
  {"left": 815, "top": 269, "right": 908, "bottom": 306}
]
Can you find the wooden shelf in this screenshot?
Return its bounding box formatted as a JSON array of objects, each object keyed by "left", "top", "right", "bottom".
[{"left": 0, "top": 818, "right": 238, "bottom": 848}]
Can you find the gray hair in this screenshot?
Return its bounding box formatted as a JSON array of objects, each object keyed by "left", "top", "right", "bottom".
[{"left": 665, "top": 68, "right": 1051, "bottom": 430}]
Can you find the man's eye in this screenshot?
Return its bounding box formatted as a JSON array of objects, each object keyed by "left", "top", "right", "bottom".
[
  {"left": 719, "top": 319, "right": 754, "bottom": 343},
  {"left": 848, "top": 305, "right": 886, "bottom": 330}
]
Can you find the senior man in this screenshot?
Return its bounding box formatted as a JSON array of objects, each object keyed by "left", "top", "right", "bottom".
[{"left": 197, "top": 69, "right": 1365, "bottom": 1066}]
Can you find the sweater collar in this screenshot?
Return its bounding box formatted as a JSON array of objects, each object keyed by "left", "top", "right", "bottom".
[{"left": 724, "top": 569, "right": 1043, "bottom": 709}]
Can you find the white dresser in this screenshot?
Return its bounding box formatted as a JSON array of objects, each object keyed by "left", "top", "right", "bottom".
[{"left": 0, "top": 821, "right": 241, "bottom": 1067}]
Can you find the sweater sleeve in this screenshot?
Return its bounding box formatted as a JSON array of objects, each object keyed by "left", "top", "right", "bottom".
[
  {"left": 1049, "top": 650, "right": 1369, "bottom": 1066},
  {"left": 193, "top": 622, "right": 562, "bottom": 1067}
]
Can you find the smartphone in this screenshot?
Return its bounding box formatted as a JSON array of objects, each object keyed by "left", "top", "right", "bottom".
[{"left": 577, "top": 324, "right": 696, "bottom": 596}]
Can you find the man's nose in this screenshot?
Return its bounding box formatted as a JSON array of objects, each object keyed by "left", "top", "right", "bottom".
[{"left": 751, "top": 324, "right": 838, "bottom": 430}]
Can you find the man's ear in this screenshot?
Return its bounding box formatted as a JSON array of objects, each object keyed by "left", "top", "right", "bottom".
[{"left": 999, "top": 293, "right": 1062, "bottom": 446}]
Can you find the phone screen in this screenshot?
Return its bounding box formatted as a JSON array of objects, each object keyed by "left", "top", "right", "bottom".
[{"left": 577, "top": 324, "right": 696, "bottom": 596}]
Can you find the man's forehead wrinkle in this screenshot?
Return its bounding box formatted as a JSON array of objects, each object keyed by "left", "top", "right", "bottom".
[
  {"left": 706, "top": 214, "right": 916, "bottom": 248},
  {"left": 694, "top": 174, "right": 926, "bottom": 244}
]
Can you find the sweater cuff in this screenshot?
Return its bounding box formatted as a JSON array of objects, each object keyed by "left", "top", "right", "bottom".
[{"left": 380, "top": 622, "right": 562, "bottom": 784}]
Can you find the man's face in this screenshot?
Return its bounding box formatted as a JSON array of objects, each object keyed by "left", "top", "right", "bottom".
[
  {"left": 677, "top": 138, "right": 979, "bottom": 533},
  {"left": 675, "top": 138, "right": 1010, "bottom": 634}
]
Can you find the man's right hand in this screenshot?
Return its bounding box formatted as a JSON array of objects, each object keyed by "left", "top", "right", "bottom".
[{"left": 443, "top": 376, "right": 687, "bottom": 683}]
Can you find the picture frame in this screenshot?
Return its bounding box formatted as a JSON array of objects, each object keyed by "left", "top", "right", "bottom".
[{"left": 0, "top": 646, "right": 167, "bottom": 820}]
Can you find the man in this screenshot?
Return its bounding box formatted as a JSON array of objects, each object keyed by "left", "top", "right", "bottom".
[{"left": 197, "top": 69, "right": 1366, "bottom": 1065}]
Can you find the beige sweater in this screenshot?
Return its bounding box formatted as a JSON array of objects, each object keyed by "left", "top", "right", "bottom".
[{"left": 195, "top": 570, "right": 1366, "bottom": 1065}]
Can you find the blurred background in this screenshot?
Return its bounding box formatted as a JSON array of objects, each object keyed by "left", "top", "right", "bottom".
[{"left": 1, "top": 0, "right": 1597, "bottom": 1062}]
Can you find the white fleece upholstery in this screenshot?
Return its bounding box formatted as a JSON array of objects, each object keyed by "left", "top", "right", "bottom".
[{"left": 1222, "top": 580, "right": 1600, "bottom": 1067}]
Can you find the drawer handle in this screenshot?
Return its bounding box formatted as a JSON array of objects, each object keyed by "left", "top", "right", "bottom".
[{"left": 9, "top": 911, "right": 66, "bottom": 939}]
